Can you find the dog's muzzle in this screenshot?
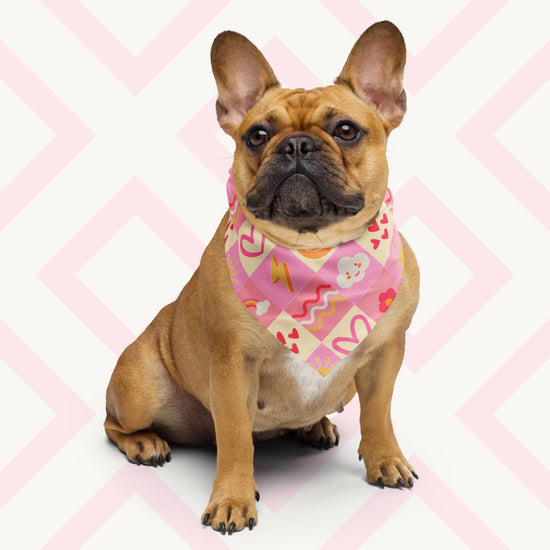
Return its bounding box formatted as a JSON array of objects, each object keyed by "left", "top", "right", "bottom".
[{"left": 246, "top": 132, "right": 364, "bottom": 233}]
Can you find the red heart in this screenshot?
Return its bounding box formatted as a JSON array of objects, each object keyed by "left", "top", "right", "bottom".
[
  {"left": 380, "top": 213, "right": 388, "bottom": 224},
  {"left": 288, "top": 328, "right": 299, "bottom": 339},
  {"left": 381, "top": 228, "right": 389, "bottom": 240},
  {"left": 332, "top": 315, "right": 372, "bottom": 355},
  {"left": 371, "top": 239, "right": 380, "bottom": 250},
  {"left": 368, "top": 220, "right": 379, "bottom": 232},
  {"left": 290, "top": 343, "right": 299, "bottom": 354},
  {"left": 276, "top": 331, "right": 286, "bottom": 344}
]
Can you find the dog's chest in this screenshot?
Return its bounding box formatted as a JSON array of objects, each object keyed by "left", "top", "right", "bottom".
[{"left": 252, "top": 348, "right": 356, "bottom": 432}]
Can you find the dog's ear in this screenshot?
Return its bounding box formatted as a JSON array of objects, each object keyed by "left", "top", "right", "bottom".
[
  {"left": 336, "top": 21, "right": 406, "bottom": 131},
  {"left": 211, "top": 31, "right": 280, "bottom": 135}
]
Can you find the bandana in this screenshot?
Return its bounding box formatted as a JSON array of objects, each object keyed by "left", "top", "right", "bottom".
[{"left": 224, "top": 172, "right": 404, "bottom": 378}]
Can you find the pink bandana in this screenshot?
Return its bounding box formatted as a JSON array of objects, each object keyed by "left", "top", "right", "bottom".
[{"left": 224, "top": 172, "right": 404, "bottom": 377}]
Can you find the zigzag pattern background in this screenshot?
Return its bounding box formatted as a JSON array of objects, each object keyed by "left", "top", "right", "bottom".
[{"left": 0, "top": 1, "right": 548, "bottom": 548}]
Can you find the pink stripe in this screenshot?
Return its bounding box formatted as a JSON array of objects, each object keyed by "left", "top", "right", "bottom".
[
  {"left": 320, "top": 486, "right": 412, "bottom": 549},
  {"left": 42, "top": 0, "right": 231, "bottom": 94},
  {"left": 39, "top": 178, "right": 204, "bottom": 355},
  {"left": 405, "top": 0, "right": 509, "bottom": 92},
  {"left": 319, "top": 0, "right": 509, "bottom": 92},
  {"left": 457, "top": 321, "right": 550, "bottom": 506},
  {"left": 457, "top": 42, "right": 550, "bottom": 230},
  {"left": 396, "top": 179, "right": 512, "bottom": 372},
  {"left": 43, "top": 464, "right": 230, "bottom": 548},
  {"left": 413, "top": 457, "right": 508, "bottom": 549},
  {"left": 0, "top": 42, "right": 94, "bottom": 230},
  {"left": 322, "top": 456, "right": 507, "bottom": 549},
  {"left": 0, "top": 321, "right": 93, "bottom": 510}
]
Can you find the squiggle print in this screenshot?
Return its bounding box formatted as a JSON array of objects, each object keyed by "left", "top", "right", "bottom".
[
  {"left": 307, "top": 297, "right": 347, "bottom": 332},
  {"left": 293, "top": 284, "right": 331, "bottom": 320},
  {"left": 299, "top": 290, "right": 341, "bottom": 326}
]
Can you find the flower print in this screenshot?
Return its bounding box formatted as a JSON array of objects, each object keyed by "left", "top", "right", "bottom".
[{"left": 378, "top": 288, "right": 396, "bottom": 313}]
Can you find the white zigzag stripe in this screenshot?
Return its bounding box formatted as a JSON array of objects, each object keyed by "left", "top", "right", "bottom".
[{"left": 300, "top": 289, "right": 340, "bottom": 326}]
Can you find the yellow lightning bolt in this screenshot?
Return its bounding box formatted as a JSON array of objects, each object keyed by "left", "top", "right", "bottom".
[{"left": 271, "top": 254, "right": 294, "bottom": 293}]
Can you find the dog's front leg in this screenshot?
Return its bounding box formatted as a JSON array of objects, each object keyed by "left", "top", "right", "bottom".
[
  {"left": 201, "top": 348, "right": 259, "bottom": 535},
  {"left": 355, "top": 334, "right": 418, "bottom": 489}
]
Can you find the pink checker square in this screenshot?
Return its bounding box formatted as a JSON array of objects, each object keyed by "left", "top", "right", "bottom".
[
  {"left": 305, "top": 343, "right": 341, "bottom": 377},
  {"left": 355, "top": 269, "right": 402, "bottom": 324},
  {"left": 317, "top": 240, "right": 382, "bottom": 304},
  {"left": 234, "top": 278, "right": 283, "bottom": 327},
  {"left": 251, "top": 244, "right": 316, "bottom": 309}
]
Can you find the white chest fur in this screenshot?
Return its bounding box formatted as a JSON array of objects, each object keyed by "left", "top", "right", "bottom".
[{"left": 283, "top": 350, "right": 355, "bottom": 404}]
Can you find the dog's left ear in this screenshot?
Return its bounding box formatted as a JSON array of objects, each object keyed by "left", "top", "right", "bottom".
[
  {"left": 336, "top": 21, "right": 406, "bottom": 132},
  {"left": 211, "top": 31, "right": 280, "bottom": 135}
]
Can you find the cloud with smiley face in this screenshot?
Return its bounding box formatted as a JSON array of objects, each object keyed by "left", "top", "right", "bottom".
[{"left": 336, "top": 253, "right": 370, "bottom": 289}]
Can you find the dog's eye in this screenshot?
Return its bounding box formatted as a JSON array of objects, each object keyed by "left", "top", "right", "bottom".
[
  {"left": 246, "top": 127, "right": 269, "bottom": 148},
  {"left": 333, "top": 122, "right": 359, "bottom": 142}
]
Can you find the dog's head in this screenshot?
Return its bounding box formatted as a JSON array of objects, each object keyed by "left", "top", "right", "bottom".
[{"left": 211, "top": 21, "right": 406, "bottom": 248}]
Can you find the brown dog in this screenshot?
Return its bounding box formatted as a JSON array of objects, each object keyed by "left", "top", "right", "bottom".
[{"left": 105, "top": 21, "right": 419, "bottom": 535}]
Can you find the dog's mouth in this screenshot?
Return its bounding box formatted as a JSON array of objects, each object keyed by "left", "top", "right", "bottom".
[{"left": 247, "top": 172, "right": 364, "bottom": 233}]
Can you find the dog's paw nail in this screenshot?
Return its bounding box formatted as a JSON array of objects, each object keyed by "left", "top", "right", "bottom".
[
  {"left": 377, "top": 477, "right": 385, "bottom": 489},
  {"left": 228, "top": 522, "right": 236, "bottom": 535},
  {"left": 202, "top": 513, "right": 210, "bottom": 526},
  {"left": 255, "top": 490, "right": 260, "bottom": 502},
  {"left": 134, "top": 454, "right": 142, "bottom": 466},
  {"left": 151, "top": 456, "right": 158, "bottom": 467},
  {"left": 412, "top": 471, "right": 419, "bottom": 480},
  {"left": 358, "top": 454, "right": 363, "bottom": 461},
  {"left": 335, "top": 437, "right": 340, "bottom": 446},
  {"left": 249, "top": 518, "right": 255, "bottom": 531},
  {"left": 219, "top": 522, "right": 226, "bottom": 535},
  {"left": 397, "top": 478, "right": 405, "bottom": 488},
  {"left": 408, "top": 477, "right": 414, "bottom": 488}
]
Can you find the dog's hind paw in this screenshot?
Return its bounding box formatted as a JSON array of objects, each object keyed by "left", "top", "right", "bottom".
[
  {"left": 119, "top": 431, "right": 171, "bottom": 467},
  {"left": 293, "top": 416, "right": 340, "bottom": 450}
]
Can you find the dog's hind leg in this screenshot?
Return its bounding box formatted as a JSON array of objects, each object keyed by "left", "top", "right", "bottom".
[
  {"left": 104, "top": 335, "right": 174, "bottom": 466},
  {"left": 104, "top": 302, "right": 184, "bottom": 466}
]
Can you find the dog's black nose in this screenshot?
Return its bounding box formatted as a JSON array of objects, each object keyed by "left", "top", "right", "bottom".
[{"left": 278, "top": 133, "right": 320, "bottom": 157}]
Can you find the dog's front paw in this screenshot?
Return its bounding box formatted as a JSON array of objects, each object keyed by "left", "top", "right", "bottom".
[
  {"left": 359, "top": 444, "right": 418, "bottom": 489},
  {"left": 201, "top": 481, "right": 259, "bottom": 535}
]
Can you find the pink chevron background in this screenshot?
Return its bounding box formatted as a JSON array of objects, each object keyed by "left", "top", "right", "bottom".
[{"left": 1, "top": 0, "right": 548, "bottom": 548}]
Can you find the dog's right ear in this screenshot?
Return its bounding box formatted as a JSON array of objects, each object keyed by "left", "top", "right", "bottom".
[{"left": 211, "top": 31, "right": 280, "bottom": 135}]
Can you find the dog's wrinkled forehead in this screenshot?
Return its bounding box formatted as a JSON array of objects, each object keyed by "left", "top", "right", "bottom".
[{"left": 239, "top": 85, "right": 384, "bottom": 142}]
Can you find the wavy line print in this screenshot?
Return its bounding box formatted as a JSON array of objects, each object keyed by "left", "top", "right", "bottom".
[
  {"left": 293, "top": 284, "right": 332, "bottom": 320},
  {"left": 307, "top": 297, "right": 347, "bottom": 332},
  {"left": 300, "top": 290, "right": 341, "bottom": 326}
]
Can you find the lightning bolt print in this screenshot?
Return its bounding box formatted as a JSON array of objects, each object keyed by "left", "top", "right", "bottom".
[{"left": 271, "top": 254, "right": 294, "bottom": 293}]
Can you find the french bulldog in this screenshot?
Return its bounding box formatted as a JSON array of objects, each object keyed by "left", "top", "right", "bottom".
[{"left": 105, "top": 20, "right": 419, "bottom": 535}]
